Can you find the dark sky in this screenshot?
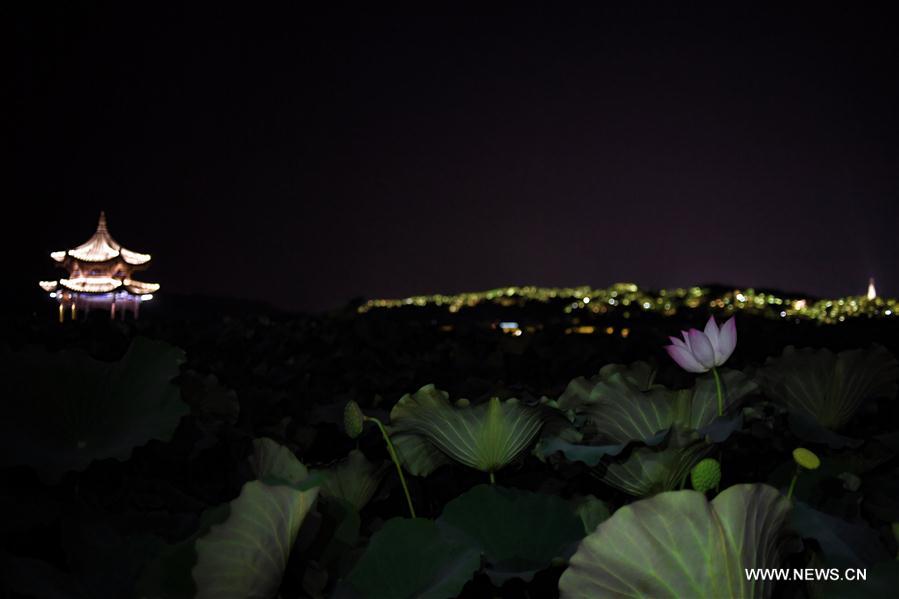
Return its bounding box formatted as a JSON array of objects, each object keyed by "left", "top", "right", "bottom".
[{"left": 12, "top": 6, "right": 899, "bottom": 310}]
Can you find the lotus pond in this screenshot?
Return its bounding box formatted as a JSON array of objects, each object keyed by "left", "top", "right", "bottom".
[{"left": 1, "top": 296, "right": 898, "bottom": 598}]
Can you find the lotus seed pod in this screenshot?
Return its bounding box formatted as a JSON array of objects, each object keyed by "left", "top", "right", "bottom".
[
  {"left": 690, "top": 458, "right": 722, "bottom": 493},
  {"left": 792, "top": 447, "right": 821, "bottom": 470},
  {"left": 344, "top": 401, "right": 365, "bottom": 439}
]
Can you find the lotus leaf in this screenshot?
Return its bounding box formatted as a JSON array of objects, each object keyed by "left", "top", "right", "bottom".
[
  {"left": 600, "top": 443, "right": 712, "bottom": 497},
  {"left": 689, "top": 369, "right": 757, "bottom": 431},
  {"left": 192, "top": 440, "right": 320, "bottom": 598},
  {"left": 389, "top": 385, "right": 454, "bottom": 476},
  {"left": 192, "top": 480, "right": 319, "bottom": 598},
  {"left": 558, "top": 362, "right": 658, "bottom": 408},
  {"left": 317, "top": 497, "right": 362, "bottom": 568},
  {"left": 390, "top": 384, "right": 545, "bottom": 477},
  {"left": 438, "top": 484, "right": 585, "bottom": 582},
  {"left": 0, "top": 337, "right": 187, "bottom": 482},
  {"left": 756, "top": 345, "right": 898, "bottom": 430},
  {"left": 319, "top": 449, "right": 389, "bottom": 511},
  {"left": 134, "top": 504, "right": 230, "bottom": 599},
  {"left": 558, "top": 362, "right": 676, "bottom": 444},
  {"left": 790, "top": 502, "right": 890, "bottom": 568},
  {"left": 570, "top": 494, "right": 612, "bottom": 534},
  {"left": 556, "top": 363, "right": 754, "bottom": 446},
  {"left": 346, "top": 518, "right": 480, "bottom": 599},
  {"left": 250, "top": 436, "right": 310, "bottom": 485},
  {"left": 559, "top": 484, "right": 791, "bottom": 598}
]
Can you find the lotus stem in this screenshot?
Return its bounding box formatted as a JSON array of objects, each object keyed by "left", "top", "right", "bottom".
[
  {"left": 711, "top": 366, "right": 724, "bottom": 417},
  {"left": 787, "top": 448, "right": 821, "bottom": 502},
  {"left": 489, "top": 471, "right": 495, "bottom": 485},
  {"left": 365, "top": 416, "right": 416, "bottom": 518},
  {"left": 786, "top": 467, "right": 799, "bottom": 502}
]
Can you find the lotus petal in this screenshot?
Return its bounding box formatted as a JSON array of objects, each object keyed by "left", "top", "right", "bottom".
[
  {"left": 716, "top": 317, "right": 737, "bottom": 363},
  {"left": 666, "top": 344, "right": 707, "bottom": 373},
  {"left": 687, "top": 328, "right": 717, "bottom": 370},
  {"left": 704, "top": 316, "right": 721, "bottom": 357}
]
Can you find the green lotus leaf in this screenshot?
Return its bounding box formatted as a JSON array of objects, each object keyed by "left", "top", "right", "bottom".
[
  {"left": 318, "top": 497, "right": 362, "bottom": 568},
  {"left": 438, "top": 484, "right": 585, "bottom": 583},
  {"left": 0, "top": 337, "right": 186, "bottom": 482},
  {"left": 558, "top": 362, "right": 658, "bottom": 409},
  {"left": 558, "top": 362, "right": 676, "bottom": 444},
  {"left": 790, "top": 502, "right": 890, "bottom": 568},
  {"left": 138, "top": 439, "right": 319, "bottom": 598},
  {"left": 192, "top": 480, "right": 319, "bottom": 598},
  {"left": 786, "top": 412, "right": 863, "bottom": 449},
  {"left": 689, "top": 369, "right": 757, "bottom": 431},
  {"left": 756, "top": 345, "right": 898, "bottom": 430},
  {"left": 250, "top": 437, "right": 310, "bottom": 485},
  {"left": 600, "top": 443, "right": 712, "bottom": 497},
  {"left": 556, "top": 363, "right": 753, "bottom": 447},
  {"left": 389, "top": 384, "right": 546, "bottom": 476},
  {"left": 391, "top": 432, "right": 453, "bottom": 477},
  {"left": 138, "top": 439, "right": 317, "bottom": 598},
  {"left": 319, "top": 449, "right": 389, "bottom": 511},
  {"left": 559, "top": 484, "right": 792, "bottom": 598},
  {"left": 135, "top": 504, "right": 230, "bottom": 599},
  {"left": 346, "top": 518, "right": 480, "bottom": 599},
  {"left": 389, "top": 385, "right": 454, "bottom": 476},
  {"left": 696, "top": 411, "right": 745, "bottom": 444},
  {"left": 570, "top": 495, "right": 612, "bottom": 534},
  {"left": 192, "top": 441, "right": 320, "bottom": 599}
]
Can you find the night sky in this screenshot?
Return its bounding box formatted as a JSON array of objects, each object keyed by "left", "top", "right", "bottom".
[{"left": 13, "top": 6, "right": 899, "bottom": 311}]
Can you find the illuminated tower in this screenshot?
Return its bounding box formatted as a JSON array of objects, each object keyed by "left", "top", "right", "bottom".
[
  {"left": 38, "top": 212, "right": 160, "bottom": 321},
  {"left": 867, "top": 278, "right": 877, "bottom": 300}
]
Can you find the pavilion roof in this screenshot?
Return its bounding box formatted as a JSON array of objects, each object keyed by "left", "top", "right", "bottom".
[
  {"left": 51, "top": 212, "right": 152, "bottom": 265},
  {"left": 51, "top": 277, "right": 160, "bottom": 295}
]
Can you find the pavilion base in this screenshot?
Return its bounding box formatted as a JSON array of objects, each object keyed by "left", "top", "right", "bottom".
[{"left": 55, "top": 292, "right": 146, "bottom": 322}]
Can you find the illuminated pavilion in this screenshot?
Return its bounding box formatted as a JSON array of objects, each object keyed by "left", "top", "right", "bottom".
[{"left": 39, "top": 212, "right": 160, "bottom": 321}]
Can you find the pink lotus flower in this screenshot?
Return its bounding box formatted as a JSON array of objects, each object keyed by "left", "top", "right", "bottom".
[{"left": 665, "top": 316, "right": 737, "bottom": 373}]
